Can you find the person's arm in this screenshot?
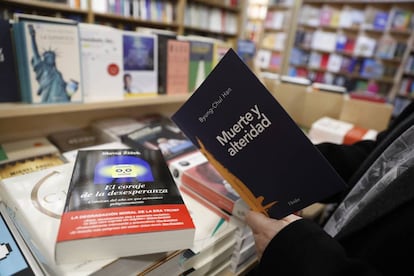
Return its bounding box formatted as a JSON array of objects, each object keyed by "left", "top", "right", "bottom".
[
  {"left": 246, "top": 211, "right": 380, "bottom": 276},
  {"left": 316, "top": 140, "right": 376, "bottom": 183}
]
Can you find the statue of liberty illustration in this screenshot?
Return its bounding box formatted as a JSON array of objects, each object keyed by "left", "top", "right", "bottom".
[{"left": 28, "top": 24, "right": 78, "bottom": 103}]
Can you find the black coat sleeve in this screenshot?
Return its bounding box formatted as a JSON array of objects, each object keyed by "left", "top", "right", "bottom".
[
  {"left": 316, "top": 140, "right": 376, "bottom": 183},
  {"left": 256, "top": 219, "right": 380, "bottom": 276}
]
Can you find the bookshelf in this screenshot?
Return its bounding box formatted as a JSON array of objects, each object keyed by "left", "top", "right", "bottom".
[
  {"left": 0, "top": 0, "right": 246, "bottom": 46},
  {"left": 0, "top": 0, "right": 248, "bottom": 141},
  {"left": 0, "top": 95, "right": 190, "bottom": 142},
  {"left": 288, "top": 0, "right": 414, "bottom": 102},
  {"left": 255, "top": 0, "right": 302, "bottom": 74},
  {"left": 243, "top": 0, "right": 268, "bottom": 44}
]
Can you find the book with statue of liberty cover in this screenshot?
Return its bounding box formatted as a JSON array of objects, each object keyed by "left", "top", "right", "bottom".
[
  {"left": 171, "top": 48, "right": 346, "bottom": 219},
  {"left": 12, "top": 16, "right": 83, "bottom": 104}
]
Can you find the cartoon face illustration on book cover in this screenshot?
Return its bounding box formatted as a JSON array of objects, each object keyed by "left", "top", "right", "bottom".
[
  {"left": 65, "top": 149, "right": 184, "bottom": 212},
  {"left": 24, "top": 22, "right": 83, "bottom": 103}
]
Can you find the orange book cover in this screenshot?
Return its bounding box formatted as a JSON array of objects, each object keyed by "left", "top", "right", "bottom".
[
  {"left": 180, "top": 161, "right": 248, "bottom": 219},
  {"left": 166, "top": 39, "right": 190, "bottom": 95}
]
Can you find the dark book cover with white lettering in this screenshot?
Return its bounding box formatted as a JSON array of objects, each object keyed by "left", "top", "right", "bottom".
[
  {"left": 55, "top": 149, "right": 195, "bottom": 264},
  {"left": 0, "top": 19, "right": 20, "bottom": 102},
  {"left": 171, "top": 49, "right": 346, "bottom": 219}
]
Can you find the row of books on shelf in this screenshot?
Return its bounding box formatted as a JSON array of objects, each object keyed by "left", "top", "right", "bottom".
[
  {"left": 287, "top": 66, "right": 390, "bottom": 96},
  {"left": 294, "top": 29, "right": 407, "bottom": 60},
  {"left": 263, "top": 9, "right": 291, "bottom": 30},
  {"left": 0, "top": 113, "right": 257, "bottom": 275},
  {"left": 398, "top": 77, "right": 414, "bottom": 98},
  {"left": 183, "top": 2, "right": 238, "bottom": 35},
  {"left": 0, "top": 13, "right": 239, "bottom": 104},
  {"left": 256, "top": 49, "right": 283, "bottom": 72},
  {"left": 299, "top": 3, "right": 413, "bottom": 32},
  {"left": 92, "top": 0, "right": 175, "bottom": 24},
  {"left": 404, "top": 54, "right": 414, "bottom": 75},
  {"left": 290, "top": 47, "right": 398, "bottom": 80},
  {"left": 261, "top": 32, "right": 287, "bottom": 51}
]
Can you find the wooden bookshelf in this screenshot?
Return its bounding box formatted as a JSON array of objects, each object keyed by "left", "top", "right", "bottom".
[
  {"left": 0, "top": 95, "right": 190, "bottom": 142},
  {"left": 256, "top": 0, "right": 302, "bottom": 74},
  {"left": 0, "top": 0, "right": 248, "bottom": 142},
  {"left": 0, "top": 0, "right": 246, "bottom": 45},
  {"left": 287, "top": 0, "right": 414, "bottom": 101}
]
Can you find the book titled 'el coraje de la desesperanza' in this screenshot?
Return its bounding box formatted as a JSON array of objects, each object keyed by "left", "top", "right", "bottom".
[{"left": 55, "top": 148, "right": 195, "bottom": 264}]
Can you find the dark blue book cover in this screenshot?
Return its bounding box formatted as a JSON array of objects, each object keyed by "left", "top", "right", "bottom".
[
  {"left": 0, "top": 19, "right": 20, "bottom": 102},
  {"left": 171, "top": 48, "right": 346, "bottom": 219}
]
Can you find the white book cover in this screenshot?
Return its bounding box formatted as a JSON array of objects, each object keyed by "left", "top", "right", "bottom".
[
  {"left": 354, "top": 35, "right": 376, "bottom": 57},
  {"left": 0, "top": 163, "right": 117, "bottom": 275},
  {"left": 265, "top": 11, "right": 285, "bottom": 29},
  {"left": 121, "top": 30, "right": 158, "bottom": 97},
  {"left": 208, "top": 9, "right": 222, "bottom": 32},
  {"left": 79, "top": 23, "right": 123, "bottom": 102},
  {"left": 338, "top": 8, "right": 353, "bottom": 28},
  {"left": 308, "top": 117, "right": 378, "bottom": 145},
  {"left": 255, "top": 49, "right": 271, "bottom": 69},
  {"left": 326, "top": 53, "right": 343, "bottom": 72},
  {"left": 311, "top": 30, "right": 337, "bottom": 52},
  {"left": 0, "top": 137, "right": 59, "bottom": 165},
  {"left": 308, "top": 52, "right": 322, "bottom": 68},
  {"left": 16, "top": 20, "right": 83, "bottom": 104},
  {"left": 91, "top": 117, "right": 147, "bottom": 141}
]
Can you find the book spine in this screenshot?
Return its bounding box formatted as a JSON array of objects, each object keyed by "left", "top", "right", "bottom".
[
  {"left": 180, "top": 171, "right": 235, "bottom": 215},
  {"left": 12, "top": 23, "right": 31, "bottom": 103},
  {"left": 157, "top": 35, "right": 168, "bottom": 94},
  {"left": 179, "top": 185, "right": 231, "bottom": 221},
  {"left": 0, "top": 20, "right": 20, "bottom": 102}
]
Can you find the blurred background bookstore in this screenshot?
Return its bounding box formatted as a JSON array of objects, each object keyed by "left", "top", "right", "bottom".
[{"left": 0, "top": 0, "right": 413, "bottom": 275}]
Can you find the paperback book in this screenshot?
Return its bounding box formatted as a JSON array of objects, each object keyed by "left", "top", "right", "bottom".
[
  {"left": 122, "top": 30, "right": 158, "bottom": 97},
  {"left": 0, "top": 202, "right": 44, "bottom": 276},
  {"left": 121, "top": 116, "right": 197, "bottom": 164},
  {"left": 184, "top": 37, "right": 214, "bottom": 92},
  {"left": 0, "top": 163, "right": 118, "bottom": 275},
  {"left": 140, "top": 188, "right": 238, "bottom": 276},
  {"left": 48, "top": 127, "right": 116, "bottom": 153},
  {"left": 171, "top": 49, "right": 347, "bottom": 219},
  {"left": 55, "top": 149, "right": 195, "bottom": 264},
  {"left": 156, "top": 32, "right": 177, "bottom": 95},
  {"left": 79, "top": 23, "right": 123, "bottom": 102},
  {"left": 0, "top": 18, "right": 20, "bottom": 102},
  {"left": 169, "top": 150, "right": 249, "bottom": 220},
  {"left": 0, "top": 137, "right": 66, "bottom": 179},
  {"left": 166, "top": 39, "right": 190, "bottom": 95},
  {"left": 12, "top": 17, "right": 83, "bottom": 104}
]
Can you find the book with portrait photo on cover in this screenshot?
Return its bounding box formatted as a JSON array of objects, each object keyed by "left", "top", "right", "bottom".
[
  {"left": 171, "top": 48, "right": 347, "bottom": 219},
  {"left": 55, "top": 148, "right": 195, "bottom": 264}
]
